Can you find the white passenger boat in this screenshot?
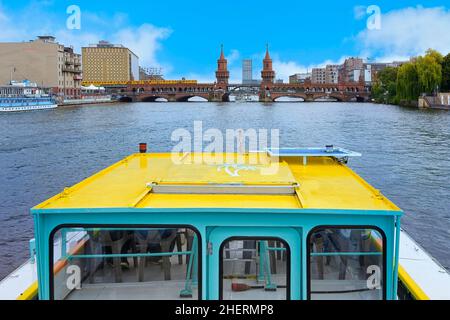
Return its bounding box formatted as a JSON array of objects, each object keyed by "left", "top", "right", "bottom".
[{"left": 0, "top": 97, "right": 58, "bottom": 112}]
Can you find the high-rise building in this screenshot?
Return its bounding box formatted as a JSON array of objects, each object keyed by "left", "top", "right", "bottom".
[
  {"left": 0, "top": 36, "right": 82, "bottom": 97},
  {"left": 82, "top": 41, "right": 140, "bottom": 84},
  {"left": 242, "top": 59, "right": 253, "bottom": 84}
]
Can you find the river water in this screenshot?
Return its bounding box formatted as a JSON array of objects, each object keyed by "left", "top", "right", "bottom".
[{"left": 0, "top": 102, "right": 449, "bottom": 279}]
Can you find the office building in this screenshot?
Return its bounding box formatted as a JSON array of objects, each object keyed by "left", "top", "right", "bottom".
[{"left": 82, "top": 41, "right": 139, "bottom": 84}]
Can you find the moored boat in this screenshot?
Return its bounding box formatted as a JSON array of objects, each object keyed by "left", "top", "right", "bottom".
[
  {"left": 0, "top": 81, "right": 57, "bottom": 112},
  {"left": 0, "top": 97, "right": 58, "bottom": 112}
]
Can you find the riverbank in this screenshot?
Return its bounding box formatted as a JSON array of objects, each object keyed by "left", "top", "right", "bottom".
[
  {"left": 59, "top": 98, "right": 117, "bottom": 107},
  {"left": 373, "top": 99, "right": 450, "bottom": 110},
  {"left": 418, "top": 96, "right": 450, "bottom": 110}
]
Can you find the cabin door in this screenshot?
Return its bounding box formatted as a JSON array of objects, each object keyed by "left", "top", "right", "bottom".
[{"left": 207, "top": 227, "right": 301, "bottom": 300}]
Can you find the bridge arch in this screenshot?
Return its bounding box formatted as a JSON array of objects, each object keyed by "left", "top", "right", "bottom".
[
  {"left": 273, "top": 95, "right": 306, "bottom": 102},
  {"left": 118, "top": 96, "right": 133, "bottom": 102},
  {"left": 312, "top": 93, "right": 344, "bottom": 102},
  {"left": 176, "top": 95, "right": 209, "bottom": 102},
  {"left": 141, "top": 96, "right": 169, "bottom": 102}
]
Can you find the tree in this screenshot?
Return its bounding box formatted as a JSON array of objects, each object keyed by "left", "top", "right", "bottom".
[
  {"left": 425, "top": 49, "right": 444, "bottom": 65},
  {"left": 442, "top": 53, "right": 450, "bottom": 91},
  {"left": 416, "top": 54, "right": 442, "bottom": 94},
  {"left": 397, "top": 62, "right": 420, "bottom": 101},
  {"left": 371, "top": 67, "right": 398, "bottom": 104}
]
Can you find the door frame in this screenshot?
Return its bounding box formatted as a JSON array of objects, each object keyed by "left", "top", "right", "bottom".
[{"left": 207, "top": 227, "right": 301, "bottom": 300}]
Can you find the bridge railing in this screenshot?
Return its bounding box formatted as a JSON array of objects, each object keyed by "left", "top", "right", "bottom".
[{"left": 122, "top": 88, "right": 215, "bottom": 95}]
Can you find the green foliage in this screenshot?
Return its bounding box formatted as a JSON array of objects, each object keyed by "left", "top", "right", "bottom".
[
  {"left": 397, "top": 62, "right": 420, "bottom": 101},
  {"left": 425, "top": 49, "right": 444, "bottom": 65},
  {"left": 371, "top": 67, "right": 398, "bottom": 104},
  {"left": 442, "top": 53, "right": 450, "bottom": 91},
  {"left": 416, "top": 54, "right": 442, "bottom": 94},
  {"left": 373, "top": 49, "right": 447, "bottom": 104}
]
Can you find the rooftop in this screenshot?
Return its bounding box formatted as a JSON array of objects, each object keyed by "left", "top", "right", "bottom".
[{"left": 34, "top": 152, "right": 401, "bottom": 212}]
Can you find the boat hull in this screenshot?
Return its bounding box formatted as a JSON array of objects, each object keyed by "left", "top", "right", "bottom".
[{"left": 0, "top": 104, "right": 58, "bottom": 112}]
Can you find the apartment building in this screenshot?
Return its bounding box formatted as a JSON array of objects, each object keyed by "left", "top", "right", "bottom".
[
  {"left": 339, "top": 58, "right": 364, "bottom": 83},
  {"left": 325, "top": 65, "right": 339, "bottom": 84},
  {"left": 0, "top": 36, "right": 82, "bottom": 97},
  {"left": 311, "top": 68, "right": 326, "bottom": 84}
]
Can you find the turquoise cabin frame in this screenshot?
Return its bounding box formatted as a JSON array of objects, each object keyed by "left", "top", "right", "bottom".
[{"left": 31, "top": 207, "right": 402, "bottom": 300}]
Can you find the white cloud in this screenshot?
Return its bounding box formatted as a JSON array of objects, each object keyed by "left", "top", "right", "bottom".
[
  {"left": 226, "top": 49, "right": 240, "bottom": 66},
  {"left": 0, "top": 5, "right": 172, "bottom": 72},
  {"left": 356, "top": 6, "right": 450, "bottom": 60},
  {"left": 112, "top": 24, "right": 172, "bottom": 69}
]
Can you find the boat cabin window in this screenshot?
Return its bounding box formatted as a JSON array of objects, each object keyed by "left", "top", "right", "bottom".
[
  {"left": 50, "top": 226, "right": 200, "bottom": 300},
  {"left": 220, "top": 238, "right": 289, "bottom": 300},
  {"left": 308, "top": 227, "right": 385, "bottom": 300}
]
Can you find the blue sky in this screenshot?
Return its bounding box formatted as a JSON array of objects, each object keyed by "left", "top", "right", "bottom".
[{"left": 1, "top": 0, "right": 450, "bottom": 81}]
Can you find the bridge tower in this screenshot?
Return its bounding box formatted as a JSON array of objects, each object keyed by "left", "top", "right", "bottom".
[
  {"left": 260, "top": 45, "right": 276, "bottom": 102},
  {"left": 261, "top": 45, "right": 275, "bottom": 85},
  {"left": 215, "top": 45, "right": 230, "bottom": 88}
]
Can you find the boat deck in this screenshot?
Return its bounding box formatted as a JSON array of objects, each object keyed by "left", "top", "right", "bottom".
[{"left": 34, "top": 153, "right": 399, "bottom": 212}]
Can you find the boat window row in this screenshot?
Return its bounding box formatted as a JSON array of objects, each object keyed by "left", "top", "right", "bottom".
[{"left": 50, "top": 226, "right": 385, "bottom": 300}]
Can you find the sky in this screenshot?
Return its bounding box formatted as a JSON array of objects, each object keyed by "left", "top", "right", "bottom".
[{"left": 1, "top": 0, "right": 450, "bottom": 82}]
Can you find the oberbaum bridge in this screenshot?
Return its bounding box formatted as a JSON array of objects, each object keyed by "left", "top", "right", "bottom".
[{"left": 99, "top": 46, "right": 370, "bottom": 103}]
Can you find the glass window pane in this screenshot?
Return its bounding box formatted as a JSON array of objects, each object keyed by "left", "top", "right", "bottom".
[
  {"left": 309, "top": 228, "right": 384, "bottom": 300},
  {"left": 51, "top": 227, "right": 199, "bottom": 300},
  {"left": 221, "top": 239, "right": 288, "bottom": 300}
]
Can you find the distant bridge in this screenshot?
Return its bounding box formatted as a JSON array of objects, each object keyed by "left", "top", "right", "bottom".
[
  {"left": 115, "top": 82, "right": 369, "bottom": 103},
  {"left": 109, "top": 46, "right": 370, "bottom": 103}
]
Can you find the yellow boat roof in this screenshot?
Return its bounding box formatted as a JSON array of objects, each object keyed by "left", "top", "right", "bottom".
[{"left": 35, "top": 153, "right": 400, "bottom": 212}]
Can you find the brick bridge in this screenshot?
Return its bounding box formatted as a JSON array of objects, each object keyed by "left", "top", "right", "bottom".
[
  {"left": 116, "top": 46, "right": 370, "bottom": 103},
  {"left": 119, "top": 82, "right": 368, "bottom": 103}
]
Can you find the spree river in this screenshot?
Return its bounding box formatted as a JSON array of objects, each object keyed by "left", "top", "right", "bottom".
[{"left": 0, "top": 102, "right": 449, "bottom": 279}]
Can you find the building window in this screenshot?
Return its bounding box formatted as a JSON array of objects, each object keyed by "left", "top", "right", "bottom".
[
  {"left": 50, "top": 225, "right": 201, "bottom": 300},
  {"left": 308, "top": 227, "right": 385, "bottom": 300},
  {"left": 220, "top": 238, "right": 290, "bottom": 300}
]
